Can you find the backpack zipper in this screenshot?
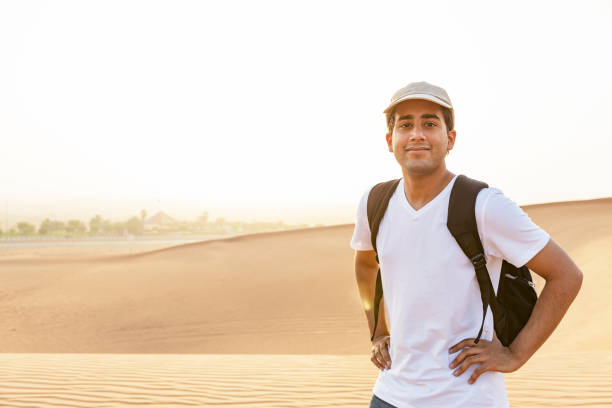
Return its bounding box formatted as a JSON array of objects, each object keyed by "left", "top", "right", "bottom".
[{"left": 504, "top": 273, "right": 536, "bottom": 288}]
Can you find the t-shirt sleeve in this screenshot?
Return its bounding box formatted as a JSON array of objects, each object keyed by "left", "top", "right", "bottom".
[
  {"left": 350, "top": 186, "right": 374, "bottom": 251},
  {"left": 476, "top": 187, "right": 550, "bottom": 268}
]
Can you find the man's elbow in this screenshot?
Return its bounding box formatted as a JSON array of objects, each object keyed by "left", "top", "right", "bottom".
[
  {"left": 571, "top": 265, "right": 584, "bottom": 293},
  {"left": 548, "top": 263, "right": 583, "bottom": 299}
]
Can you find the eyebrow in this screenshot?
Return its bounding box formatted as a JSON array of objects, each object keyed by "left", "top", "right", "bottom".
[{"left": 397, "top": 113, "right": 441, "bottom": 121}]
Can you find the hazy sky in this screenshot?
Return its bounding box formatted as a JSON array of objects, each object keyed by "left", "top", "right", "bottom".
[{"left": 1, "top": 0, "right": 611, "bottom": 226}]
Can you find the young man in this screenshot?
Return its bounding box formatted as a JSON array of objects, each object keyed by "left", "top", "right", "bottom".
[{"left": 351, "top": 81, "right": 583, "bottom": 408}]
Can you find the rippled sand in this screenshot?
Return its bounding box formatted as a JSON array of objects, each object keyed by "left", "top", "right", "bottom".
[{"left": 0, "top": 352, "right": 609, "bottom": 407}]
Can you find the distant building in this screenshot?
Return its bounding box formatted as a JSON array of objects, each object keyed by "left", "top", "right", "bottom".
[{"left": 144, "top": 211, "right": 179, "bottom": 231}]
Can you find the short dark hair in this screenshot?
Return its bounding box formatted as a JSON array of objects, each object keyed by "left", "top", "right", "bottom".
[{"left": 386, "top": 105, "right": 454, "bottom": 135}]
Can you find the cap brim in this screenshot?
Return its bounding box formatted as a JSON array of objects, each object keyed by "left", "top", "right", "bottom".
[{"left": 383, "top": 94, "right": 453, "bottom": 114}]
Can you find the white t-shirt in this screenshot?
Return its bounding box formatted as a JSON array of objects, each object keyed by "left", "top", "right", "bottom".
[{"left": 350, "top": 174, "right": 550, "bottom": 408}]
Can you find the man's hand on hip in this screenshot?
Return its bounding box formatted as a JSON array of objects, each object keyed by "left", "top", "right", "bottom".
[
  {"left": 371, "top": 335, "right": 392, "bottom": 371},
  {"left": 448, "top": 333, "right": 523, "bottom": 384}
]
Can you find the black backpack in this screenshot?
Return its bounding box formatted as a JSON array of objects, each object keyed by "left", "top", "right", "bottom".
[{"left": 367, "top": 174, "right": 537, "bottom": 347}]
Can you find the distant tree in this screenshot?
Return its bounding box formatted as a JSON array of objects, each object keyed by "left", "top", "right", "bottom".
[
  {"left": 198, "top": 211, "right": 209, "bottom": 225},
  {"left": 140, "top": 209, "right": 147, "bottom": 223},
  {"left": 112, "top": 221, "right": 126, "bottom": 235},
  {"left": 38, "top": 218, "right": 66, "bottom": 235},
  {"left": 38, "top": 219, "right": 47, "bottom": 235},
  {"left": 17, "top": 222, "right": 35, "bottom": 235},
  {"left": 101, "top": 220, "right": 114, "bottom": 234},
  {"left": 126, "top": 216, "right": 143, "bottom": 235},
  {"left": 66, "top": 219, "right": 87, "bottom": 234},
  {"left": 89, "top": 214, "right": 103, "bottom": 234}
]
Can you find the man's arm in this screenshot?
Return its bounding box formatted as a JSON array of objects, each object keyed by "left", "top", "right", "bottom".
[
  {"left": 355, "top": 249, "right": 392, "bottom": 370},
  {"left": 507, "top": 238, "right": 583, "bottom": 363},
  {"left": 449, "top": 238, "right": 583, "bottom": 383}
]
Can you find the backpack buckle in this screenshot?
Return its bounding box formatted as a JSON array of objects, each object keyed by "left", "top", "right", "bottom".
[{"left": 470, "top": 253, "right": 487, "bottom": 269}]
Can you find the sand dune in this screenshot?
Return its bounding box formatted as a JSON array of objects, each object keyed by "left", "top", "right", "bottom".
[
  {"left": 0, "top": 197, "right": 610, "bottom": 406},
  {"left": 1, "top": 225, "right": 366, "bottom": 354}
]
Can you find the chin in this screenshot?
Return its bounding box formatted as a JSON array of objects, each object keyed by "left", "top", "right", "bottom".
[
  {"left": 405, "top": 166, "right": 434, "bottom": 176},
  {"left": 401, "top": 162, "right": 438, "bottom": 176}
]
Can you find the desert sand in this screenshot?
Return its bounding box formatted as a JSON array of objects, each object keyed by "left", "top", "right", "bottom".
[{"left": 0, "top": 198, "right": 610, "bottom": 407}]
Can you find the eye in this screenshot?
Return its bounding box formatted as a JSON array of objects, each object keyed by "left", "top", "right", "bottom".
[
  {"left": 425, "top": 121, "right": 437, "bottom": 127},
  {"left": 399, "top": 122, "right": 413, "bottom": 129}
]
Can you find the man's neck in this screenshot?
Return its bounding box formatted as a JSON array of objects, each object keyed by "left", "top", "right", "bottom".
[{"left": 401, "top": 166, "right": 455, "bottom": 211}]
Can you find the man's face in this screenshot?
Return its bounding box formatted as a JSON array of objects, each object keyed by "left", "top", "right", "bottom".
[{"left": 385, "top": 99, "right": 456, "bottom": 176}]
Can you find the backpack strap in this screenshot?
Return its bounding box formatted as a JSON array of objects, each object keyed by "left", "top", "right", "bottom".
[
  {"left": 366, "top": 178, "right": 401, "bottom": 342},
  {"left": 447, "top": 174, "right": 499, "bottom": 344}
]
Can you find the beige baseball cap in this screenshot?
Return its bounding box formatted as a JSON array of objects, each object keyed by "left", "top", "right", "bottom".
[{"left": 383, "top": 81, "right": 453, "bottom": 114}]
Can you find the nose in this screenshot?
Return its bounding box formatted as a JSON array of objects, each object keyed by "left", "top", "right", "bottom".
[{"left": 408, "top": 126, "right": 426, "bottom": 141}]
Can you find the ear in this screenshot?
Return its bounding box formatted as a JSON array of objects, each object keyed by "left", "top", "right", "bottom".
[
  {"left": 386, "top": 133, "right": 393, "bottom": 152},
  {"left": 446, "top": 129, "right": 456, "bottom": 152}
]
